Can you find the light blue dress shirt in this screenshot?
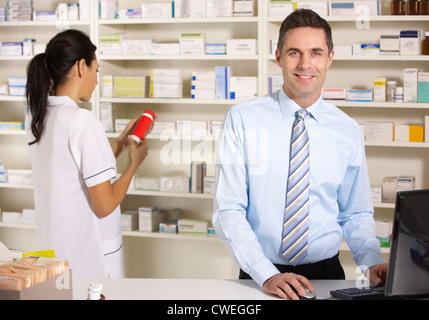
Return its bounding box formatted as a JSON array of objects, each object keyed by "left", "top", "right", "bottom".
[{"left": 213, "top": 89, "right": 385, "bottom": 288}]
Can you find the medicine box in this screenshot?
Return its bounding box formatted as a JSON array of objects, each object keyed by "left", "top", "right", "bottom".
[
  {"left": 425, "top": 115, "right": 429, "bottom": 142},
  {"left": 397, "top": 176, "right": 415, "bottom": 193},
  {"left": 233, "top": 0, "right": 254, "bottom": 16},
  {"left": 22, "top": 209, "right": 36, "bottom": 225},
  {"left": 122, "top": 39, "right": 152, "bottom": 55},
  {"left": 364, "top": 122, "right": 393, "bottom": 142},
  {"left": 190, "top": 161, "right": 206, "bottom": 193},
  {"left": 178, "top": 219, "right": 208, "bottom": 235},
  {"left": 99, "top": 34, "right": 128, "bottom": 55},
  {"left": 160, "top": 176, "right": 190, "bottom": 193},
  {"left": 322, "top": 88, "right": 347, "bottom": 100},
  {"left": 160, "top": 221, "right": 178, "bottom": 234},
  {"left": 400, "top": 30, "right": 420, "bottom": 56},
  {"left": 382, "top": 176, "right": 397, "bottom": 203},
  {"left": 114, "top": 119, "right": 130, "bottom": 133},
  {"left": 121, "top": 211, "right": 138, "bottom": 231},
  {"left": 404, "top": 68, "right": 418, "bottom": 103},
  {"left": 371, "top": 186, "right": 382, "bottom": 203},
  {"left": 347, "top": 89, "right": 372, "bottom": 102},
  {"left": 230, "top": 77, "right": 257, "bottom": 100},
  {"left": 116, "top": 9, "right": 142, "bottom": 19},
  {"left": 6, "top": 169, "right": 32, "bottom": 185},
  {"left": 100, "top": 102, "right": 115, "bottom": 132},
  {"left": 328, "top": 0, "right": 381, "bottom": 16},
  {"left": 150, "top": 121, "right": 176, "bottom": 135},
  {"left": 99, "top": 0, "right": 117, "bottom": 19},
  {"left": 205, "top": 43, "right": 226, "bottom": 55},
  {"left": 180, "top": 33, "right": 205, "bottom": 55},
  {"left": 296, "top": 1, "right": 328, "bottom": 16},
  {"left": 333, "top": 45, "right": 352, "bottom": 56},
  {"left": 134, "top": 176, "right": 160, "bottom": 191},
  {"left": 1, "top": 42, "right": 22, "bottom": 56},
  {"left": 113, "top": 76, "right": 149, "bottom": 98},
  {"left": 226, "top": 39, "right": 257, "bottom": 55},
  {"left": 203, "top": 176, "right": 215, "bottom": 194},
  {"left": 141, "top": 3, "right": 172, "bottom": 18},
  {"left": 268, "top": 0, "right": 294, "bottom": 17},
  {"left": 150, "top": 69, "right": 182, "bottom": 84},
  {"left": 151, "top": 43, "right": 180, "bottom": 55},
  {"left": 394, "top": 125, "right": 424, "bottom": 142},
  {"left": 215, "top": 66, "right": 231, "bottom": 99},
  {"left": 138, "top": 207, "right": 161, "bottom": 232},
  {"left": 373, "top": 77, "right": 386, "bottom": 102},
  {"left": 417, "top": 72, "right": 429, "bottom": 103},
  {"left": 380, "top": 35, "right": 399, "bottom": 55}
]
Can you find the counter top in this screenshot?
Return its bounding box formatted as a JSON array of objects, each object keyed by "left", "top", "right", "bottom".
[{"left": 72, "top": 278, "right": 357, "bottom": 300}]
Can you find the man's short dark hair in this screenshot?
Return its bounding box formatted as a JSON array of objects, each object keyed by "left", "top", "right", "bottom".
[{"left": 277, "top": 9, "right": 333, "bottom": 56}]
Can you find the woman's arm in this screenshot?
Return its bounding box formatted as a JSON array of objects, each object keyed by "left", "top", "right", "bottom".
[{"left": 89, "top": 136, "right": 148, "bottom": 218}]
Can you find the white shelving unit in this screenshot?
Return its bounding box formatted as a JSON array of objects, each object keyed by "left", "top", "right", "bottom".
[{"left": 1, "top": 0, "right": 428, "bottom": 280}]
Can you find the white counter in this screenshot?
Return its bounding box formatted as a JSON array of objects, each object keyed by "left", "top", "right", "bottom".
[{"left": 72, "top": 278, "right": 357, "bottom": 300}]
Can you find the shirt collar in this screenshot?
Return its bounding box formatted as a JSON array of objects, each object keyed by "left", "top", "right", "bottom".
[
  {"left": 277, "top": 88, "right": 323, "bottom": 123},
  {"left": 47, "top": 95, "right": 78, "bottom": 108}
]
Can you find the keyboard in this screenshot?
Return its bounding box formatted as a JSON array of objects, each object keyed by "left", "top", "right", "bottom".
[{"left": 330, "top": 286, "right": 388, "bottom": 300}]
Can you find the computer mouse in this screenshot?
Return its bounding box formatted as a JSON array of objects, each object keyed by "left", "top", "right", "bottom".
[{"left": 291, "top": 286, "right": 317, "bottom": 300}]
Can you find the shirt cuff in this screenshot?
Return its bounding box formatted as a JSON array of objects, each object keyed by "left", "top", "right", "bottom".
[
  {"left": 248, "top": 259, "right": 280, "bottom": 288},
  {"left": 84, "top": 167, "right": 116, "bottom": 188}
]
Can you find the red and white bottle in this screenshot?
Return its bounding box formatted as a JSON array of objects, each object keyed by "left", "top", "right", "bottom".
[{"left": 131, "top": 109, "right": 155, "bottom": 144}]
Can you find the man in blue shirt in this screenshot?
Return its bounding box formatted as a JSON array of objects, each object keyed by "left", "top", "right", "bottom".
[{"left": 212, "top": 9, "right": 388, "bottom": 300}]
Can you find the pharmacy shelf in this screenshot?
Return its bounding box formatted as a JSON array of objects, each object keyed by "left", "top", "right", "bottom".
[
  {"left": 122, "top": 230, "right": 218, "bottom": 243},
  {"left": 0, "top": 182, "right": 214, "bottom": 199},
  {"left": 0, "top": 221, "right": 391, "bottom": 253},
  {"left": 0, "top": 96, "right": 25, "bottom": 102},
  {"left": 0, "top": 183, "right": 32, "bottom": 190},
  {"left": 98, "top": 17, "right": 259, "bottom": 25},
  {"left": 100, "top": 97, "right": 240, "bottom": 105},
  {"left": 126, "top": 189, "right": 213, "bottom": 199},
  {"left": 331, "top": 101, "right": 429, "bottom": 109},
  {"left": 100, "top": 54, "right": 259, "bottom": 61},
  {"left": 0, "top": 222, "right": 36, "bottom": 230},
  {"left": 365, "top": 141, "right": 429, "bottom": 148},
  {"left": 0, "top": 56, "right": 32, "bottom": 61},
  {"left": 268, "top": 55, "right": 429, "bottom": 62},
  {"left": 0, "top": 20, "right": 90, "bottom": 27},
  {"left": 333, "top": 56, "right": 429, "bottom": 61},
  {"left": 267, "top": 15, "right": 429, "bottom": 23},
  {"left": 340, "top": 241, "right": 390, "bottom": 254}
]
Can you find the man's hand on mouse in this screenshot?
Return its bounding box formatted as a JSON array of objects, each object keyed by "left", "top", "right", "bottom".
[{"left": 262, "top": 272, "right": 315, "bottom": 300}]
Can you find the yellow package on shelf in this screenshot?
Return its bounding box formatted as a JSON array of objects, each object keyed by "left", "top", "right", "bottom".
[{"left": 113, "top": 76, "right": 148, "bottom": 98}]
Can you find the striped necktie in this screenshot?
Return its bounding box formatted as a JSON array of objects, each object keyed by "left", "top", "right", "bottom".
[{"left": 282, "top": 109, "right": 310, "bottom": 266}]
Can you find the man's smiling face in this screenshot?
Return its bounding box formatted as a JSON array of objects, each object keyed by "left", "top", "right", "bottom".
[{"left": 276, "top": 27, "right": 334, "bottom": 108}]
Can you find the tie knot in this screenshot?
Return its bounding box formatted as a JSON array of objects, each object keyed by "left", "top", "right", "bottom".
[{"left": 296, "top": 109, "right": 308, "bottom": 121}]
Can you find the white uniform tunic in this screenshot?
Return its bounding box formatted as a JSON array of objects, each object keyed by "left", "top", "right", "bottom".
[{"left": 25, "top": 96, "right": 124, "bottom": 278}]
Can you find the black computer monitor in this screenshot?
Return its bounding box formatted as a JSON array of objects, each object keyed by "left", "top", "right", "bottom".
[{"left": 385, "top": 189, "right": 429, "bottom": 297}]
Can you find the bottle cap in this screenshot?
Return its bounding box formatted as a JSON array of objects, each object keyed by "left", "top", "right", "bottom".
[{"left": 88, "top": 290, "right": 101, "bottom": 300}]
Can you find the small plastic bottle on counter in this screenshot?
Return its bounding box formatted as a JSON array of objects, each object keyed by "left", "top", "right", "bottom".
[{"left": 87, "top": 283, "right": 105, "bottom": 300}]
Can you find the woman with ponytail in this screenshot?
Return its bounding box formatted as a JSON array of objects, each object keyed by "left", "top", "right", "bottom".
[{"left": 25, "top": 29, "right": 150, "bottom": 278}]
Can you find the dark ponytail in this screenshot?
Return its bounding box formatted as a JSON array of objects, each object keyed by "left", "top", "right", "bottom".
[{"left": 26, "top": 29, "right": 97, "bottom": 145}]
